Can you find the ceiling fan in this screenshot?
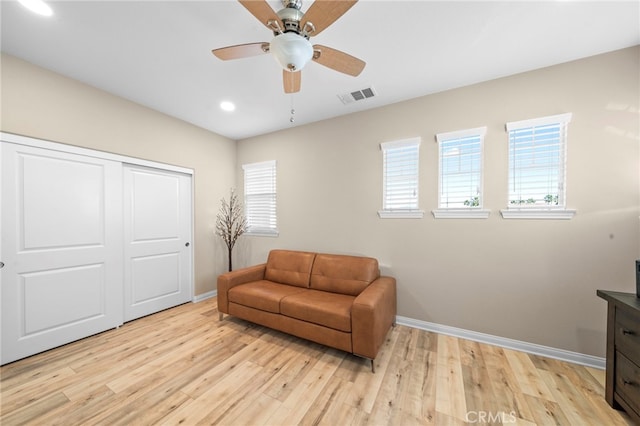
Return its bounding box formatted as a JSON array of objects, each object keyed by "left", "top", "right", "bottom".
[{"left": 212, "top": 0, "right": 366, "bottom": 94}]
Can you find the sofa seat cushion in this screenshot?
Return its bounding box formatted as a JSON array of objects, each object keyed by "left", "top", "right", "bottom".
[
  {"left": 280, "top": 290, "right": 354, "bottom": 332},
  {"left": 228, "top": 281, "right": 307, "bottom": 314}
]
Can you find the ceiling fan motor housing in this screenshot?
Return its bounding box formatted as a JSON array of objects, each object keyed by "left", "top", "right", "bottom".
[
  {"left": 282, "top": 0, "right": 303, "bottom": 10},
  {"left": 276, "top": 5, "right": 305, "bottom": 34}
]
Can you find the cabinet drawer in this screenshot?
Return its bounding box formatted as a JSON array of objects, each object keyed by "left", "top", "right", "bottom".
[
  {"left": 616, "top": 351, "right": 640, "bottom": 417},
  {"left": 616, "top": 307, "right": 640, "bottom": 359}
]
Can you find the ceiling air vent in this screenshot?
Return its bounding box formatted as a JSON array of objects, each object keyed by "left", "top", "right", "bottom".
[{"left": 338, "top": 86, "right": 377, "bottom": 105}]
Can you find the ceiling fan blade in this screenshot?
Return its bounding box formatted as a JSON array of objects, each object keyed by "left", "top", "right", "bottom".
[
  {"left": 301, "top": 0, "right": 358, "bottom": 36},
  {"left": 212, "top": 42, "right": 269, "bottom": 60},
  {"left": 312, "top": 45, "right": 365, "bottom": 76},
  {"left": 238, "top": 0, "right": 279, "bottom": 30},
  {"left": 283, "top": 70, "right": 301, "bottom": 93}
]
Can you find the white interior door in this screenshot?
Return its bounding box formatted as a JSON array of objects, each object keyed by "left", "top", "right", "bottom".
[
  {"left": 123, "top": 165, "right": 192, "bottom": 321},
  {"left": 1, "top": 142, "right": 123, "bottom": 365}
]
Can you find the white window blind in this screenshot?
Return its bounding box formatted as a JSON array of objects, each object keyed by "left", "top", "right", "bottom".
[
  {"left": 506, "top": 113, "right": 571, "bottom": 209},
  {"left": 436, "top": 127, "right": 486, "bottom": 209},
  {"left": 378, "top": 138, "right": 423, "bottom": 219},
  {"left": 242, "top": 160, "right": 277, "bottom": 235}
]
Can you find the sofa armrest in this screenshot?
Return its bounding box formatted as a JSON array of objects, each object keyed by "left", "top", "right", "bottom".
[
  {"left": 351, "top": 276, "right": 397, "bottom": 360},
  {"left": 217, "top": 263, "right": 266, "bottom": 315}
]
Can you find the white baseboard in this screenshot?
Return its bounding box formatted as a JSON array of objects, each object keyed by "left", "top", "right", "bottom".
[
  {"left": 187, "top": 294, "right": 604, "bottom": 368},
  {"left": 396, "top": 316, "right": 605, "bottom": 370},
  {"left": 193, "top": 290, "right": 216, "bottom": 303}
]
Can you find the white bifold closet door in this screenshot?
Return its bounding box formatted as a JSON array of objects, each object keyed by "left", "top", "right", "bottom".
[
  {"left": 123, "top": 165, "right": 192, "bottom": 322},
  {"left": 1, "top": 142, "right": 123, "bottom": 364}
]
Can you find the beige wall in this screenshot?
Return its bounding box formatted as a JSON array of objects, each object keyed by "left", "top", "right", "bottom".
[
  {"left": 236, "top": 46, "right": 640, "bottom": 357},
  {"left": 2, "top": 47, "right": 638, "bottom": 358},
  {"left": 1, "top": 53, "right": 237, "bottom": 297}
]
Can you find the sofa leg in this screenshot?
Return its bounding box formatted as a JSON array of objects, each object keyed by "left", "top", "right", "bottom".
[
  {"left": 370, "top": 359, "right": 375, "bottom": 373},
  {"left": 219, "top": 312, "right": 224, "bottom": 321}
]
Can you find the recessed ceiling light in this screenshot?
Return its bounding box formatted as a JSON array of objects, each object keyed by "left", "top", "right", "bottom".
[
  {"left": 220, "top": 101, "right": 236, "bottom": 112},
  {"left": 18, "top": 0, "right": 53, "bottom": 16}
]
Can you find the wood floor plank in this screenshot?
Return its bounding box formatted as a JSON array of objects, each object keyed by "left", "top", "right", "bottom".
[
  {"left": 585, "top": 365, "right": 606, "bottom": 388},
  {"left": 297, "top": 375, "right": 353, "bottom": 425},
  {"left": 397, "top": 345, "right": 437, "bottom": 422},
  {"left": 420, "top": 349, "right": 439, "bottom": 423},
  {"left": 480, "top": 344, "right": 536, "bottom": 422},
  {"left": 196, "top": 361, "right": 283, "bottom": 425},
  {"left": 216, "top": 391, "right": 282, "bottom": 426},
  {"left": 524, "top": 394, "right": 573, "bottom": 426},
  {"left": 342, "top": 323, "right": 401, "bottom": 415},
  {"left": 435, "top": 334, "right": 468, "bottom": 422},
  {"left": 0, "top": 297, "right": 633, "bottom": 426},
  {"left": 180, "top": 338, "right": 272, "bottom": 400},
  {"left": 266, "top": 349, "right": 344, "bottom": 425},
  {"left": 105, "top": 321, "right": 231, "bottom": 394},
  {"left": 368, "top": 325, "right": 410, "bottom": 420},
  {"left": 27, "top": 385, "right": 116, "bottom": 426},
  {"left": 538, "top": 367, "right": 624, "bottom": 426},
  {"left": 504, "top": 348, "right": 555, "bottom": 401},
  {"left": 462, "top": 362, "right": 497, "bottom": 422},
  {"left": 460, "top": 339, "right": 500, "bottom": 420},
  {"left": 259, "top": 341, "right": 325, "bottom": 402},
  {"left": 159, "top": 360, "right": 262, "bottom": 425},
  {"left": 1, "top": 366, "right": 77, "bottom": 414},
  {"left": 0, "top": 392, "right": 70, "bottom": 425}
]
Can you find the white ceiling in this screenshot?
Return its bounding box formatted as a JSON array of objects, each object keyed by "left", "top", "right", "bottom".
[{"left": 2, "top": 0, "right": 639, "bottom": 140}]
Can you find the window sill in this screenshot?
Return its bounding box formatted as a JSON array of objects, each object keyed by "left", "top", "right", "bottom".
[
  {"left": 378, "top": 209, "right": 424, "bottom": 219},
  {"left": 245, "top": 230, "right": 279, "bottom": 237},
  {"left": 432, "top": 209, "right": 491, "bottom": 219},
  {"left": 500, "top": 209, "right": 576, "bottom": 220}
]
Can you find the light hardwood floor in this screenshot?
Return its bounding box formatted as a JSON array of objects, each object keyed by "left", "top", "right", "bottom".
[{"left": 0, "top": 297, "right": 634, "bottom": 425}]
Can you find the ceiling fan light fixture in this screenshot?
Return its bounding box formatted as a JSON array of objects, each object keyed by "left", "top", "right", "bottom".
[{"left": 270, "top": 32, "right": 313, "bottom": 72}]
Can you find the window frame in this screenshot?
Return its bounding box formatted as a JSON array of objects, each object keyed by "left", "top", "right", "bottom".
[
  {"left": 378, "top": 137, "right": 424, "bottom": 219},
  {"left": 242, "top": 160, "right": 279, "bottom": 236},
  {"left": 501, "top": 113, "right": 575, "bottom": 220},
  {"left": 432, "top": 126, "right": 490, "bottom": 219}
]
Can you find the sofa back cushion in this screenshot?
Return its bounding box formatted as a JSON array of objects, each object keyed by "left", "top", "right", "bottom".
[
  {"left": 310, "top": 253, "right": 379, "bottom": 296},
  {"left": 265, "top": 250, "right": 316, "bottom": 288}
]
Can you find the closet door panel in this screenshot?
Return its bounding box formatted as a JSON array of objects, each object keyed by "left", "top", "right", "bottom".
[
  {"left": 123, "top": 165, "right": 192, "bottom": 321},
  {"left": 131, "top": 253, "right": 180, "bottom": 303},
  {"left": 1, "top": 142, "right": 123, "bottom": 365},
  {"left": 22, "top": 264, "right": 105, "bottom": 334},
  {"left": 21, "top": 154, "right": 104, "bottom": 248}
]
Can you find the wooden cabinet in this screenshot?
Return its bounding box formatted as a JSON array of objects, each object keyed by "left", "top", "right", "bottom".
[{"left": 597, "top": 290, "right": 640, "bottom": 424}]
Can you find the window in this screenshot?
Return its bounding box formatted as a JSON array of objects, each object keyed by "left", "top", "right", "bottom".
[
  {"left": 502, "top": 113, "right": 575, "bottom": 219},
  {"left": 242, "top": 160, "right": 278, "bottom": 235},
  {"left": 433, "top": 127, "right": 489, "bottom": 219},
  {"left": 378, "top": 137, "right": 423, "bottom": 219}
]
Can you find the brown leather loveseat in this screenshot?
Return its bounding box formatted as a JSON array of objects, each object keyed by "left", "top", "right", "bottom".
[{"left": 217, "top": 249, "right": 397, "bottom": 371}]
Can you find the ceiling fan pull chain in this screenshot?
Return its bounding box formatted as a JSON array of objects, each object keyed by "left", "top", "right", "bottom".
[{"left": 290, "top": 94, "right": 296, "bottom": 123}]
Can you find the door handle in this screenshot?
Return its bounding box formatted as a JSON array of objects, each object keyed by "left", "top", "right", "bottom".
[
  {"left": 0, "top": 261, "right": 4, "bottom": 269},
  {"left": 185, "top": 242, "right": 190, "bottom": 247}
]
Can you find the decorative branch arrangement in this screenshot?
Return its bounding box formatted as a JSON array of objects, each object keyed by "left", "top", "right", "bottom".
[{"left": 215, "top": 188, "right": 247, "bottom": 271}]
